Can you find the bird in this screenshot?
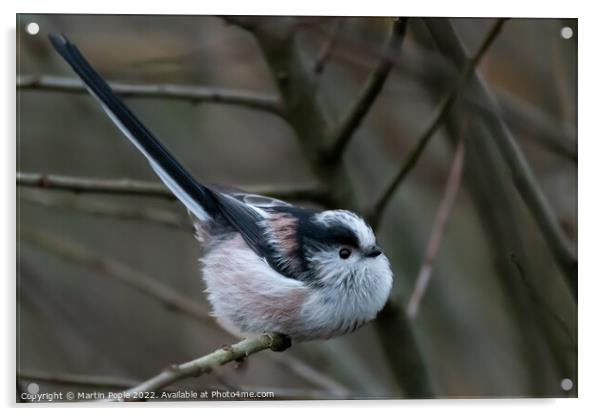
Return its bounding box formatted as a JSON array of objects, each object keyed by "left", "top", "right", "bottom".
[{"left": 49, "top": 34, "right": 393, "bottom": 343}]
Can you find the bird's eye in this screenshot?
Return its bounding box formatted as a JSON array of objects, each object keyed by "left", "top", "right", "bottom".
[{"left": 339, "top": 248, "right": 352, "bottom": 259}]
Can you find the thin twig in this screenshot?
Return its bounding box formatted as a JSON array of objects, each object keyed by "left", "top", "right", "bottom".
[
  {"left": 406, "top": 135, "right": 466, "bottom": 319},
  {"left": 323, "top": 17, "right": 408, "bottom": 161},
  {"left": 17, "top": 75, "right": 284, "bottom": 117},
  {"left": 424, "top": 18, "right": 577, "bottom": 300},
  {"left": 268, "top": 353, "right": 349, "bottom": 394},
  {"left": 114, "top": 333, "right": 289, "bottom": 401},
  {"left": 16, "top": 172, "right": 328, "bottom": 204},
  {"left": 17, "top": 172, "right": 175, "bottom": 198},
  {"left": 313, "top": 19, "right": 343, "bottom": 75},
  {"left": 19, "top": 190, "right": 191, "bottom": 231},
  {"left": 18, "top": 370, "right": 140, "bottom": 391},
  {"left": 369, "top": 18, "right": 507, "bottom": 230},
  {"left": 20, "top": 228, "right": 216, "bottom": 327}
]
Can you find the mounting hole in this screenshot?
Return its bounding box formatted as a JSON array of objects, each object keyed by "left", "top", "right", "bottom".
[
  {"left": 27, "top": 382, "right": 39, "bottom": 394},
  {"left": 560, "top": 378, "right": 573, "bottom": 391},
  {"left": 26, "top": 22, "right": 40, "bottom": 36},
  {"left": 560, "top": 26, "right": 573, "bottom": 40}
]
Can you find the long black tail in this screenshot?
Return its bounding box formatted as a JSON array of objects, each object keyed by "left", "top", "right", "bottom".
[
  {"left": 48, "top": 34, "right": 218, "bottom": 221},
  {"left": 49, "top": 34, "right": 278, "bottom": 262}
]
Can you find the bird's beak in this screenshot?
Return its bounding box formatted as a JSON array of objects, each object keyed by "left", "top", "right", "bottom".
[{"left": 366, "top": 245, "right": 382, "bottom": 258}]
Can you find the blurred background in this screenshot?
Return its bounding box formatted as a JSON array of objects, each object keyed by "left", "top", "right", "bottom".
[{"left": 16, "top": 15, "right": 577, "bottom": 400}]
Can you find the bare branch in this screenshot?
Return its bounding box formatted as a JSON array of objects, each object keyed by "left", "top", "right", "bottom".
[
  {"left": 20, "top": 228, "right": 216, "bottom": 327},
  {"left": 18, "top": 370, "right": 139, "bottom": 391},
  {"left": 268, "top": 353, "right": 349, "bottom": 394},
  {"left": 16, "top": 172, "right": 328, "bottom": 204},
  {"left": 20, "top": 190, "right": 191, "bottom": 230},
  {"left": 424, "top": 18, "right": 577, "bottom": 299},
  {"left": 220, "top": 15, "right": 261, "bottom": 33},
  {"left": 115, "top": 333, "right": 289, "bottom": 401},
  {"left": 17, "top": 172, "right": 175, "bottom": 198},
  {"left": 369, "top": 18, "right": 508, "bottom": 229},
  {"left": 17, "top": 75, "right": 284, "bottom": 117},
  {"left": 406, "top": 136, "right": 466, "bottom": 319},
  {"left": 313, "top": 19, "right": 344, "bottom": 75},
  {"left": 323, "top": 17, "right": 408, "bottom": 161}
]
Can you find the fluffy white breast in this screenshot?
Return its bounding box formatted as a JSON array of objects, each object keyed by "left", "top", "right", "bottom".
[
  {"left": 299, "top": 250, "right": 393, "bottom": 339},
  {"left": 200, "top": 233, "right": 310, "bottom": 339}
]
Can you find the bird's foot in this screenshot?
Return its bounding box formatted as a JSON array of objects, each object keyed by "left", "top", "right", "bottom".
[{"left": 268, "top": 332, "right": 292, "bottom": 352}]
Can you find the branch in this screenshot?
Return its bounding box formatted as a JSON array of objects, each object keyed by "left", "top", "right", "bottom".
[
  {"left": 369, "top": 18, "right": 508, "bottom": 229},
  {"left": 406, "top": 135, "right": 466, "bottom": 319},
  {"left": 20, "top": 228, "right": 216, "bottom": 327},
  {"left": 423, "top": 18, "right": 577, "bottom": 300},
  {"left": 115, "top": 333, "right": 289, "bottom": 401},
  {"left": 18, "top": 370, "right": 139, "bottom": 391},
  {"left": 20, "top": 190, "right": 191, "bottom": 231},
  {"left": 323, "top": 17, "right": 408, "bottom": 161},
  {"left": 313, "top": 19, "right": 344, "bottom": 75},
  {"left": 268, "top": 352, "right": 349, "bottom": 394},
  {"left": 374, "top": 302, "right": 433, "bottom": 397},
  {"left": 17, "top": 172, "right": 175, "bottom": 198},
  {"left": 17, "top": 75, "right": 284, "bottom": 118},
  {"left": 16, "top": 172, "right": 328, "bottom": 204}
]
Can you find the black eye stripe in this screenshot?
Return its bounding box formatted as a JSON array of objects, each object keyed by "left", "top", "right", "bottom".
[
  {"left": 297, "top": 213, "right": 363, "bottom": 265},
  {"left": 323, "top": 225, "right": 360, "bottom": 248}
]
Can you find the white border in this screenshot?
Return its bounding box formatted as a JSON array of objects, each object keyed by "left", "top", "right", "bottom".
[{"left": 3, "top": 1, "right": 600, "bottom": 415}]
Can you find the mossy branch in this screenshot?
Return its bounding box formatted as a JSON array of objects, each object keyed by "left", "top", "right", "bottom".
[{"left": 114, "top": 333, "right": 290, "bottom": 401}]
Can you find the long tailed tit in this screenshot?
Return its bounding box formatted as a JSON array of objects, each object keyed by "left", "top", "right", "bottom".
[{"left": 49, "top": 34, "right": 393, "bottom": 342}]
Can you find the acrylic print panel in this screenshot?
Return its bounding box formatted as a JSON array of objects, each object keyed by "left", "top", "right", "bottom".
[{"left": 16, "top": 14, "right": 577, "bottom": 402}]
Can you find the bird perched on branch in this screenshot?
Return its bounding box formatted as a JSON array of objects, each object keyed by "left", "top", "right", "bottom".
[{"left": 49, "top": 34, "right": 393, "bottom": 342}]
